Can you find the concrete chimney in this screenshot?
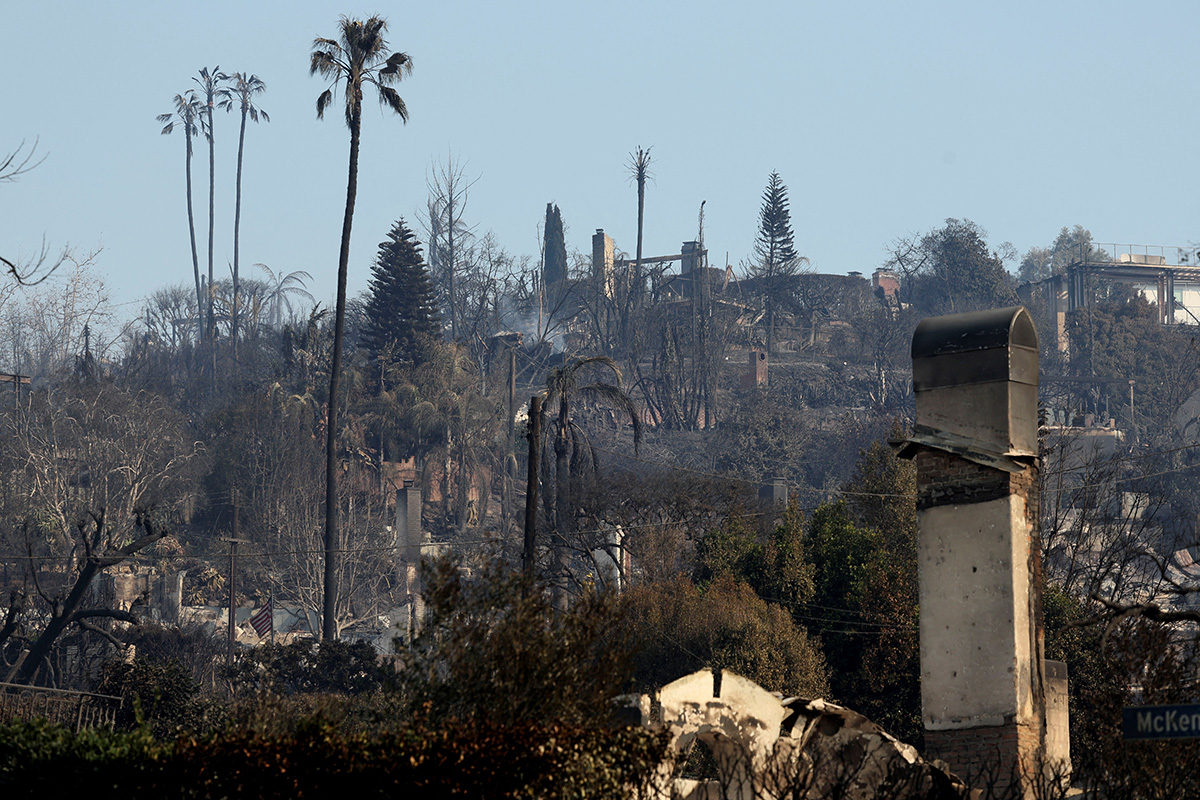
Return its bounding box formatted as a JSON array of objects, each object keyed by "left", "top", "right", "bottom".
[
  {"left": 397, "top": 483, "right": 425, "bottom": 638},
  {"left": 898, "top": 306, "right": 1064, "bottom": 793},
  {"left": 592, "top": 229, "right": 615, "bottom": 298},
  {"left": 759, "top": 476, "right": 787, "bottom": 508}
]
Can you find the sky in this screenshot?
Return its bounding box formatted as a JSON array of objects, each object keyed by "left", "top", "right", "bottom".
[{"left": 3, "top": 1, "right": 1199, "bottom": 319}]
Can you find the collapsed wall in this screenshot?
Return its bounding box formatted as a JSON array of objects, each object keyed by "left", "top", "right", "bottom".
[{"left": 624, "top": 668, "right": 964, "bottom": 800}]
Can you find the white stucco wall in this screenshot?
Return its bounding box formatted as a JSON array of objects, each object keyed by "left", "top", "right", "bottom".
[{"left": 919, "top": 495, "right": 1034, "bottom": 730}]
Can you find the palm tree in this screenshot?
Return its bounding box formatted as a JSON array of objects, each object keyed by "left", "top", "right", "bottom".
[
  {"left": 220, "top": 73, "right": 269, "bottom": 352},
  {"left": 255, "top": 263, "right": 314, "bottom": 328},
  {"left": 627, "top": 146, "right": 652, "bottom": 303},
  {"left": 540, "top": 356, "right": 641, "bottom": 609},
  {"left": 157, "top": 92, "right": 205, "bottom": 337},
  {"left": 194, "top": 66, "right": 229, "bottom": 344},
  {"left": 311, "top": 15, "right": 412, "bottom": 640}
]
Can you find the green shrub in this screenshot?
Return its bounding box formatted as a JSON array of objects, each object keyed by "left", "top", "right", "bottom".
[
  {"left": 226, "top": 639, "right": 391, "bottom": 696},
  {"left": 97, "top": 656, "right": 210, "bottom": 736}
]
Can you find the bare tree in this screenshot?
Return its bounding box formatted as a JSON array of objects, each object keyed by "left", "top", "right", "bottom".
[
  {"left": 2, "top": 140, "right": 68, "bottom": 286},
  {"left": 3, "top": 511, "right": 169, "bottom": 687},
  {"left": 422, "top": 153, "right": 479, "bottom": 343},
  {"left": 0, "top": 252, "right": 107, "bottom": 379}
]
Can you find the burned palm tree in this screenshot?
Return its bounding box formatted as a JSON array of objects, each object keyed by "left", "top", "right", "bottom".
[
  {"left": 311, "top": 14, "right": 412, "bottom": 640},
  {"left": 193, "top": 66, "right": 230, "bottom": 344},
  {"left": 219, "top": 72, "right": 269, "bottom": 351},
  {"left": 157, "top": 92, "right": 205, "bottom": 338},
  {"left": 540, "top": 356, "right": 641, "bottom": 609}
]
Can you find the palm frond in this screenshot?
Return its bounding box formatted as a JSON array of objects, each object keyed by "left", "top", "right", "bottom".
[
  {"left": 379, "top": 51, "right": 412, "bottom": 79},
  {"left": 310, "top": 49, "right": 341, "bottom": 78},
  {"left": 316, "top": 88, "right": 333, "bottom": 119},
  {"left": 376, "top": 86, "right": 409, "bottom": 122},
  {"left": 578, "top": 384, "right": 642, "bottom": 455}
]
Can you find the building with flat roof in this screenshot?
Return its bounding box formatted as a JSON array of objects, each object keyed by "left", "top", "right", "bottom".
[{"left": 1019, "top": 244, "right": 1200, "bottom": 353}]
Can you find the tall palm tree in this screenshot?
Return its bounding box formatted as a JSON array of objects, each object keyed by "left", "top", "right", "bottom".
[
  {"left": 157, "top": 92, "right": 205, "bottom": 337},
  {"left": 541, "top": 356, "right": 641, "bottom": 609},
  {"left": 628, "top": 146, "right": 652, "bottom": 302},
  {"left": 220, "top": 73, "right": 269, "bottom": 352},
  {"left": 194, "top": 66, "right": 229, "bottom": 344},
  {"left": 311, "top": 15, "right": 412, "bottom": 640}
]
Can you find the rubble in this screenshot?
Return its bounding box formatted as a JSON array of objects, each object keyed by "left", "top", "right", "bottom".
[{"left": 626, "top": 669, "right": 964, "bottom": 800}]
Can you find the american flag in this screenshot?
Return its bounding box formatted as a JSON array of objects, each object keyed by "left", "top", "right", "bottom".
[{"left": 250, "top": 598, "right": 273, "bottom": 637}]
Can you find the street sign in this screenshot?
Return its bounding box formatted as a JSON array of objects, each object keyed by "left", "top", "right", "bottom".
[{"left": 1123, "top": 704, "right": 1200, "bottom": 740}]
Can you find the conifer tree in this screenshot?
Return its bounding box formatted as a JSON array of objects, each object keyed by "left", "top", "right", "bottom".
[
  {"left": 543, "top": 203, "right": 567, "bottom": 287},
  {"left": 752, "top": 171, "right": 798, "bottom": 273},
  {"left": 748, "top": 171, "right": 805, "bottom": 356},
  {"left": 361, "top": 218, "right": 441, "bottom": 364}
]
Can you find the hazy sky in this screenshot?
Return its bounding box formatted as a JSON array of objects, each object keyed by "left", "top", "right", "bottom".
[{"left": 3, "top": 1, "right": 1198, "bottom": 316}]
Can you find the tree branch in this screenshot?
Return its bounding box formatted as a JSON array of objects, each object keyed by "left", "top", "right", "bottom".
[
  {"left": 76, "top": 618, "right": 129, "bottom": 650},
  {"left": 0, "top": 589, "right": 25, "bottom": 650},
  {"left": 70, "top": 608, "right": 140, "bottom": 625}
]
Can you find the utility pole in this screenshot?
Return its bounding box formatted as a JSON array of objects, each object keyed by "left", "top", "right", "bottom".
[
  {"left": 1129, "top": 379, "right": 1137, "bottom": 443},
  {"left": 523, "top": 396, "right": 541, "bottom": 581},
  {"left": 224, "top": 491, "right": 249, "bottom": 667}
]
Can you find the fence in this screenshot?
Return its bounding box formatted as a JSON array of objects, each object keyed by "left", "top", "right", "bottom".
[{"left": 0, "top": 681, "right": 122, "bottom": 731}]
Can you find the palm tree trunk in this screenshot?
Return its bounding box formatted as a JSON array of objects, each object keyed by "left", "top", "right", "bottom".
[
  {"left": 206, "top": 103, "right": 218, "bottom": 394},
  {"left": 185, "top": 131, "right": 203, "bottom": 345},
  {"left": 232, "top": 107, "right": 247, "bottom": 357},
  {"left": 635, "top": 175, "right": 645, "bottom": 307},
  {"left": 324, "top": 112, "right": 360, "bottom": 641},
  {"left": 206, "top": 104, "right": 216, "bottom": 344}
]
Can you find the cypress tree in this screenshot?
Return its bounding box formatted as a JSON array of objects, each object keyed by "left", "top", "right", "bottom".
[
  {"left": 361, "top": 218, "right": 441, "bottom": 364},
  {"left": 543, "top": 203, "right": 568, "bottom": 287}
]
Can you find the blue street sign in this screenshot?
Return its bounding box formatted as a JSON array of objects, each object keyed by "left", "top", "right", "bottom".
[{"left": 1124, "top": 704, "right": 1200, "bottom": 740}]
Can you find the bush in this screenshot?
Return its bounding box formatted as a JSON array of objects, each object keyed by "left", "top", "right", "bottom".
[
  {"left": 623, "top": 574, "right": 828, "bottom": 698},
  {"left": 400, "top": 556, "right": 634, "bottom": 726},
  {"left": 0, "top": 716, "right": 669, "bottom": 798},
  {"left": 96, "top": 656, "right": 209, "bottom": 736},
  {"left": 227, "top": 639, "right": 391, "bottom": 696}
]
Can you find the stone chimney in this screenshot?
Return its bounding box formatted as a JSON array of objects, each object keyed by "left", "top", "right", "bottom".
[{"left": 898, "top": 306, "right": 1065, "bottom": 793}]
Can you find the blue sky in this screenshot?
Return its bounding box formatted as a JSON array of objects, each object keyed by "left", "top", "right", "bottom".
[{"left": 3, "top": 1, "right": 1198, "bottom": 313}]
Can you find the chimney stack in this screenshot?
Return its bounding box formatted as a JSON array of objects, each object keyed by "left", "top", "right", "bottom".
[{"left": 899, "top": 306, "right": 1066, "bottom": 793}]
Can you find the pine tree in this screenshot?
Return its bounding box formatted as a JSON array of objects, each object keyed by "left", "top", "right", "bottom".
[
  {"left": 543, "top": 203, "right": 567, "bottom": 287},
  {"left": 747, "top": 171, "right": 805, "bottom": 356},
  {"left": 751, "top": 171, "right": 799, "bottom": 279},
  {"left": 361, "top": 218, "right": 441, "bottom": 364}
]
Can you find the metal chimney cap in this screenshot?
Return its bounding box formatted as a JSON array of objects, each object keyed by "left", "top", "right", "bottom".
[{"left": 911, "top": 306, "right": 1037, "bottom": 359}]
